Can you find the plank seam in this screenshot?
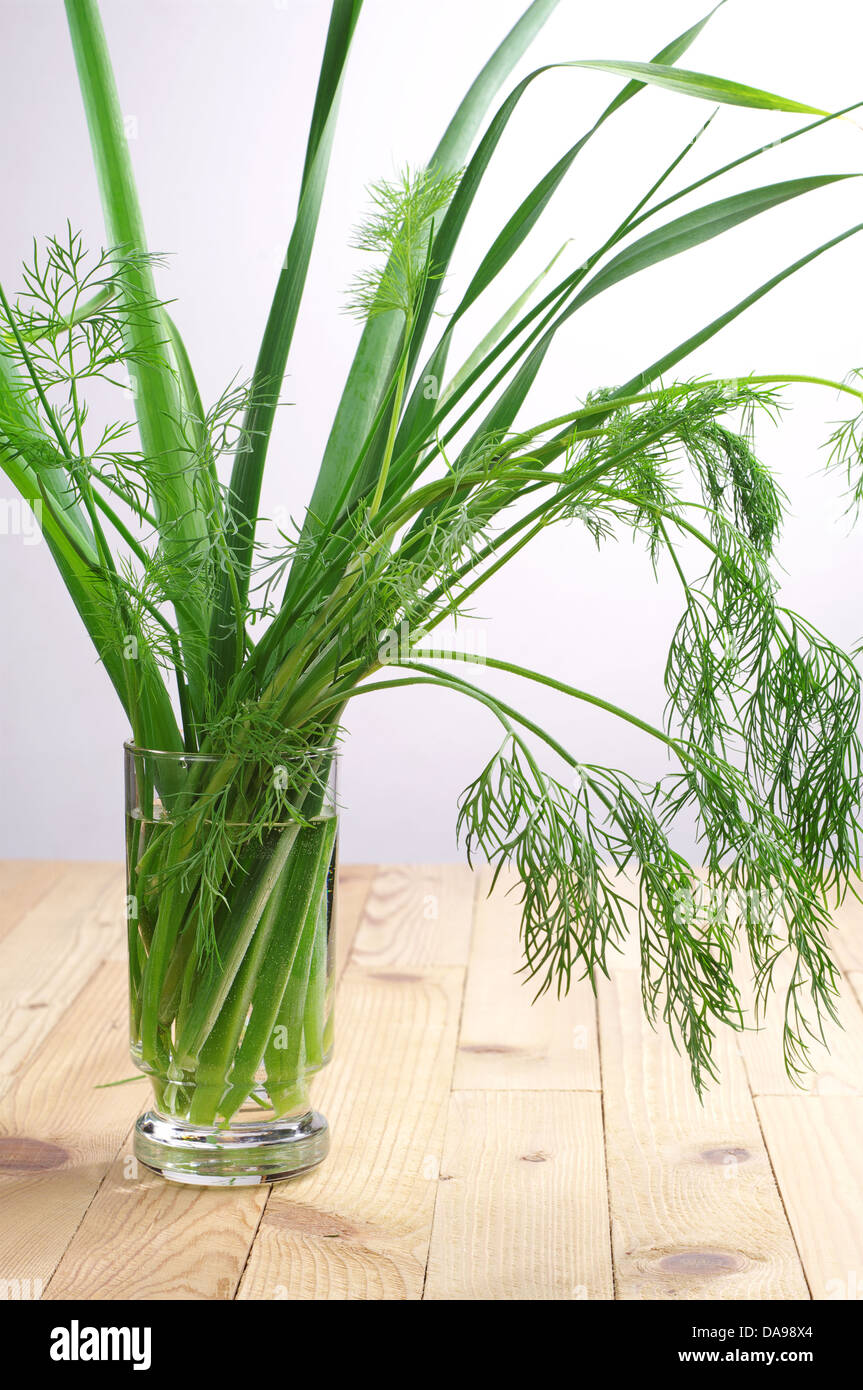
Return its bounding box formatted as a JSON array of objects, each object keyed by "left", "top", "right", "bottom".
[
  {"left": 747, "top": 1079, "right": 814, "bottom": 1300},
  {"left": 728, "top": 1050, "right": 811, "bottom": 1301},
  {"left": 594, "top": 980, "right": 618, "bottom": 1302},
  {"left": 420, "top": 865, "right": 480, "bottom": 1301},
  {"left": 238, "top": 863, "right": 378, "bottom": 1299},
  {"left": 742, "top": 950, "right": 863, "bottom": 1299},
  {"left": 233, "top": 1192, "right": 272, "bottom": 1302},
  {"left": 42, "top": 1113, "right": 140, "bottom": 1299}
]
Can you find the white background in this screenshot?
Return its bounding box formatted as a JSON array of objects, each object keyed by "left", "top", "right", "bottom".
[{"left": 2, "top": 0, "right": 862, "bottom": 863}]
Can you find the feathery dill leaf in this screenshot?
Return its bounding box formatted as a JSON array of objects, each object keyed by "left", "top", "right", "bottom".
[{"left": 345, "top": 166, "right": 462, "bottom": 321}]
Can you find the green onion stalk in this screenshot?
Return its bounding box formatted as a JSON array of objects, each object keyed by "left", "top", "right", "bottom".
[{"left": 124, "top": 744, "right": 338, "bottom": 1126}]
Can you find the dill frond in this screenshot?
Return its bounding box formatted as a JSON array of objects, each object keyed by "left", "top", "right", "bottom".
[{"left": 345, "top": 165, "right": 461, "bottom": 321}]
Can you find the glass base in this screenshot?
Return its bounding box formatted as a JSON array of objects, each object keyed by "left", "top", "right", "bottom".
[{"left": 134, "top": 1107, "right": 329, "bottom": 1186}]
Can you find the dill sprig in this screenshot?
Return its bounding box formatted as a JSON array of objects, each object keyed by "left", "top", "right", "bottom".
[{"left": 345, "top": 166, "right": 462, "bottom": 321}]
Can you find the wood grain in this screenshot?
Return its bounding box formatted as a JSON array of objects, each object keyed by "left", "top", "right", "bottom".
[
  {"left": 349, "top": 863, "right": 475, "bottom": 969},
  {"left": 0, "top": 962, "right": 142, "bottom": 1291},
  {"left": 4, "top": 860, "right": 863, "bottom": 1302},
  {"left": 454, "top": 867, "right": 601, "bottom": 1091},
  {"left": 425, "top": 1090, "right": 612, "bottom": 1300},
  {"left": 45, "top": 1142, "right": 267, "bottom": 1301},
  {"left": 830, "top": 882, "right": 863, "bottom": 974},
  {"left": 238, "top": 967, "right": 464, "bottom": 1300},
  {"left": 43, "top": 865, "right": 376, "bottom": 1300},
  {"left": 597, "top": 970, "right": 808, "bottom": 1300},
  {"left": 756, "top": 1097, "right": 863, "bottom": 1300},
  {"left": 0, "top": 863, "right": 125, "bottom": 1100},
  {"left": 334, "top": 863, "right": 375, "bottom": 979},
  {"left": 0, "top": 861, "right": 67, "bottom": 944}
]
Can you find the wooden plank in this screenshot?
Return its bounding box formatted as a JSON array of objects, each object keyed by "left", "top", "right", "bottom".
[
  {"left": 424, "top": 1090, "right": 612, "bottom": 1300},
  {"left": 0, "top": 863, "right": 125, "bottom": 1099},
  {"left": 45, "top": 1139, "right": 266, "bottom": 1301},
  {"left": 453, "top": 868, "right": 600, "bottom": 1091},
  {"left": 827, "top": 880, "right": 863, "bottom": 974},
  {"left": 10, "top": 861, "right": 861, "bottom": 1303},
  {"left": 349, "top": 863, "right": 475, "bottom": 969},
  {"left": 756, "top": 1097, "right": 863, "bottom": 1300},
  {"left": 44, "top": 863, "right": 376, "bottom": 1300},
  {"left": 0, "top": 962, "right": 144, "bottom": 1292},
  {"left": 0, "top": 861, "right": 68, "bottom": 944},
  {"left": 334, "top": 863, "right": 374, "bottom": 980},
  {"left": 598, "top": 970, "right": 809, "bottom": 1300},
  {"left": 740, "top": 968, "right": 863, "bottom": 1097},
  {"left": 237, "top": 967, "right": 464, "bottom": 1301}
]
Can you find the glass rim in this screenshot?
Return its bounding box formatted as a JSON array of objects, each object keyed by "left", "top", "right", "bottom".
[{"left": 124, "top": 739, "right": 341, "bottom": 763}]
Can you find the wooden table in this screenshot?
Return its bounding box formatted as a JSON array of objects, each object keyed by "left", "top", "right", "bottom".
[{"left": 1, "top": 860, "right": 862, "bottom": 1301}]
